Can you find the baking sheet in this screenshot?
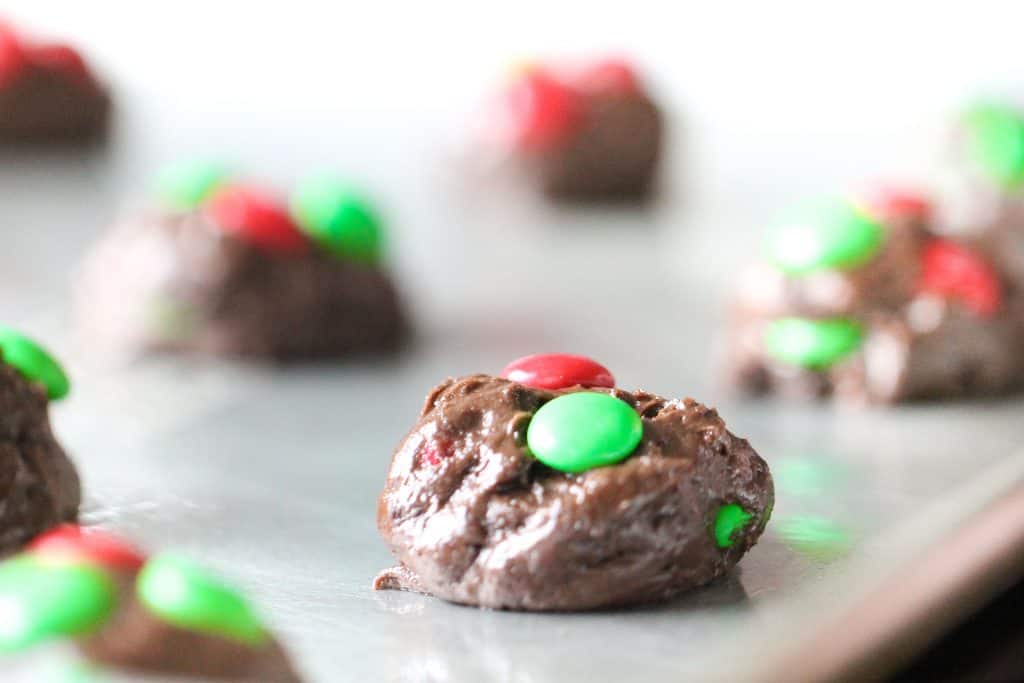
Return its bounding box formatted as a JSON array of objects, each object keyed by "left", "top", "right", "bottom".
[{"left": 2, "top": 108, "right": 1024, "bottom": 683}]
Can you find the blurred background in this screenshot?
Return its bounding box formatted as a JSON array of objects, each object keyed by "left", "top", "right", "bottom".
[
  {"left": 6, "top": 1, "right": 1024, "bottom": 304},
  {"left": 2, "top": 2, "right": 1024, "bottom": 681}
]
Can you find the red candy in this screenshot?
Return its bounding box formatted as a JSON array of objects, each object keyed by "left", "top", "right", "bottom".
[
  {"left": 421, "top": 437, "right": 453, "bottom": 466},
  {"left": 870, "top": 188, "right": 932, "bottom": 222},
  {"left": 27, "top": 43, "right": 89, "bottom": 81},
  {"left": 30, "top": 524, "right": 146, "bottom": 571},
  {"left": 500, "top": 354, "right": 615, "bottom": 390},
  {"left": 206, "top": 185, "right": 308, "bottom": 254},
  {"left": 919, "top": 239, "right": 1002, "bottom": 317},
  {"left": 574, "top": 58, "right": 639, "bottom": 95},
  {"left": 0, "top": 24, "right": 26, "bottom": 88},
  {"left": 506, "top": 69, "right": 580, "bottom": 151}
]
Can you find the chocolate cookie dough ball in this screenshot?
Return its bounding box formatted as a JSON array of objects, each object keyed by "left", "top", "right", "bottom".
[
  {"left": 75, "top": 162, "right": 408, "bottom": 362},
  {"left": 727, "top": 193, "right": 1024, "bottom": 403},
  {"left": 495, "top": 58, "right": 663, "bottom": 201},
  {"left": 0, "top": 525, "right": 302, "bottom": 682},
  {"left": 376, "top": 354, "right": 773, "bottom": 611},
  {"left": 0, "top": 328, "right": 79, "bottom": 557},
  {"left": 0, "top": 21, "right": 109, "bottom": 144}
]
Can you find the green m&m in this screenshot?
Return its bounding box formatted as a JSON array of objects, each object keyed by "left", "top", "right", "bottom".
[
  {"left": 137, "top": 554, "right": 267, "bottom": 646},
  {"left": 0, "top": 327, "right": 70, "bottom": 400},
  {"left": 526, "top": 392, "right": 643, "bottom": 473},
  {"left": 156, "top": 160, "right": 230, "bottom": 210},
  {"left": 290, "top": 176, "right": 382, "bottom": 263},
  {"left": 962, "top": 104, "right": 1024, "bottom": 188},
  {"left": 764, "top": 317, "right": 864, "bottom": 370},
  {"left": 713, "top": 504, "right": 753, "bottom": 548},
  {"left": 0, "top": 556, "right": 116, "bottom": 652},
  {"left": 766, "top": 199, "right": 884, "bottom": 275}
]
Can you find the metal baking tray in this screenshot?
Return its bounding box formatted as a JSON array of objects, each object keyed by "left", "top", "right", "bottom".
[{"left": 3, "top": 123, "right": 1024, "bottom": 682}]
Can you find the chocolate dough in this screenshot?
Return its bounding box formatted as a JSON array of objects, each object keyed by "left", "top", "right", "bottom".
[
  {"left": 376, "top": 375, "right": 773, "bottom": 611},
  {"left": 536, "top": 92, "right": 662, "bottom": 202},
  {"left": 78, "top": 589, "right": 300, "bottom": 683},
  {"left": 727, "top": 205, "right": 1024, "bottom": 404},
  {"left": 0, "top": 62, "right": 109, "bottom": 144},
  {"left": 0, "top": 356, "right": 80, "bottom": 556},
  {"left": 75, "top": 209, "right": 407, "bottom": 362}
]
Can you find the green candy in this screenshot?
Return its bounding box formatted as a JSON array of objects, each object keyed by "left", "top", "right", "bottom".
[
  {"left": 290, "top": 176, "right": 382, "bottom": 263},
  {"left": 765, "top": 317, "right": 864, "bottom": 370},
  {"left": 526, "top": 392, "right": 643, "bottom": 473},
  {"left": 766, "top": 199, "right": 884, "bottom": 274},
  {"left": 0, "top": 556, "right": 116, "bottom": 652},
  {"left": 963, "top": 104, "right": 1024, "bottom": 188},
  {"left": 155, "top": 160, "right": 229, "bottom": 210},
  {"left": 713, "top": 504, "right": 753, "bottom": 548},
  {"left": 0, "top": 327, "right": 70, "bottom": 400},
  {"left": 137, "top": 554, "right": 267, "bottom": 646}
]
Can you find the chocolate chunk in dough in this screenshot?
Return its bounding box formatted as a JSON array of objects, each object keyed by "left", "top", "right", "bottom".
[
  {"left": 376, "top": 374, "right": 773, "bottom": 611},
  {"left": 0, "top": 350, "right": 80, "bottom": 557},
  {"left": 75, "top": 207, "right": 408, "bottom": 363},
  {"left": 0, "top": 24, "right": 109, "bottom": 144}
]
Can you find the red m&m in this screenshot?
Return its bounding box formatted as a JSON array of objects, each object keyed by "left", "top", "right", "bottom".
[
  {"left": 0, "top": 24, "right": 26, "bottom": 88},
  {"left": 919, "top": 239, "right": 1002, "bottom": 317},
  {"left": 506, "top": 68, "right": 580, "bottom": 151},
  {"left": 27, "top": 43, "right": 88, "bottom": 82},
  {"left": 868, "top": 188, "right": 932, "bottom": 222},
  {"left": 30, "top": 524, "right": 146, "bottom": 572},
  {"left": 500, "top": 354, "right": 615, "bottom": 390},
  {"left": 206, "top": 185, "right": 308, "bottom": 254},
  {"left": 574, "top": 58, "right": 639, "bottom": 95}
]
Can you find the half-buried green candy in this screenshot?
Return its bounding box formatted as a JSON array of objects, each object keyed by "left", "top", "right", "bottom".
[
  {"left": 0, "top": 327, "right": 70, "bottom": 400},
  {"left": 290, "top": 176, "right": 382, "bottom": 264},
  {"left": 764, "top": 317, "right": 864, "bottom": 370},
  {"left": 766, "top": 199, "right": 884, "bottom": 275},
  {"left": 0, "top": 555, "right": 116, "bottom": 652},
  {"left": 136, "top": 554, "right": 267, "bottom": 646},
  {"left": 962, "top": 104, "right": 1024, "bottom": 188},
  {"left": 713, "top": 504, "right": 753, "bottom": 548}
]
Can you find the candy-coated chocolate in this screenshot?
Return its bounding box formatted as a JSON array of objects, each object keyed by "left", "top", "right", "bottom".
[
  {"left": 506, "top": 68, "right": 580, "bottom": 151},
  {"left": 137, "top": 554, "right": 267, "bottom": 646},
  {"left": 500, "top": 353, "right": 615, "bottom": 390},
  {"left": 30, "top": 524, "right": 146, "bottom": 572},
  {"left": 919, "top": 239, "right": 1002, "bottom": 317},
  {"left": 0, "top": 556, "right": 115, "bottom": 652},
  {"left": 0, "top": 327, "right": 70, "bottom": 400},
  {"left": 290, "top": 177, "right": 382, "bottom": 263},
  {"left": 764, "top": 317, "right": 864, "bottom": 370},
  {"left": 0, "top": 24, "right": 26, "bottom": 88},
  {"left": 526, "top": 392, "right": 643, "bottom": 473},
  {"left": 421, "top": 438, "right": 453, "bottom": 467},
  {"left": 868, "top": 188, "right": 931, "bottom": 221},
  {"left": 574, "top": 58, "right": 639, "bottom": 95},
  {"left": 206, "top": 185, "right": 308, "bottom": 254},
  {"left": 27, "top": 43, "right": 88, "bottom": 81},
  {"left": 767, "top": 199, "right": 884, "bottom": 274},
  {"left": 156, "top": 160, "right": 230, "bottom": 210},
  {"left": 713, "top": 504, "right": 753, "bottom": 548},
  {"left": 963, "top": 104, "right": 1024, "bottom": 187}
]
